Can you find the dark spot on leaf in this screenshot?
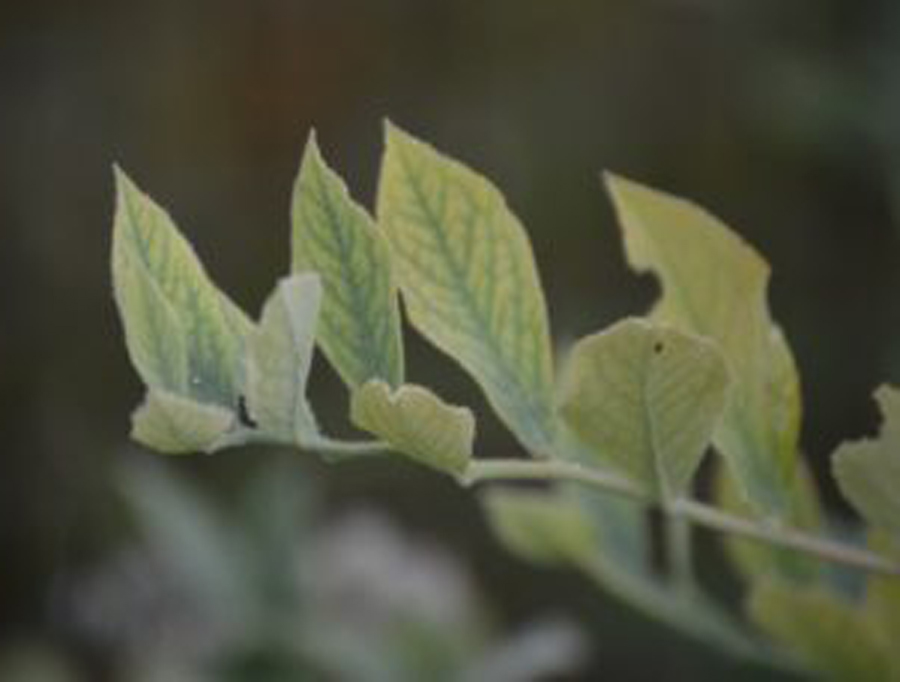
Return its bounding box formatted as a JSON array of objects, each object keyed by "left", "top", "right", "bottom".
[
  {"left": 238, "top": 395, "right": 258, "bottom": 428},
  {"left": 653, "top": 341, "right": 664, "bottom": 354}
]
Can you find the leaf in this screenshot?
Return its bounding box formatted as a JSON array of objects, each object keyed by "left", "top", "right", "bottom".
[
  {"left": 244, "top": 274, "right": 322, "bottom": 445},
  {"left": 378, "top": 123, "right": 556, "bottom": 452},
  {"left": 484, "top": 485, "right": 762, "bottom": 660},
  {"left": 113, "top": 168, "right": 253, "bottom": 407},
  {"left": 292, "top": 134, "right": 404, "bottom": 389},
  {"left": 607, "top": 174, "right": 801, "bottom": 516},
  {"left": 749, "top": 581, "right": 893, "bottom": 680},
  {"left": 559, "top": 318, "right": 728, "bottom": 501},
  {"left": 350, "top": 380, "right": 474, "bottom": 475},
  {"left": 482, "top": 487, "right": 599, "bottom": 565},
  {"left": 132, "top": 389, "right": 237, "bottom": 454},
  {"left": 112, "top": 242, "right": 190, "bottom": 393},
  {"left": 865, "top": 532, "right": 900, "bottom": 680},
  {"left": 833, "top": 386, "right": 900, "bottom": 537},
  {"left": 715, "top": 461, "right": 824, "bottom": 584}
]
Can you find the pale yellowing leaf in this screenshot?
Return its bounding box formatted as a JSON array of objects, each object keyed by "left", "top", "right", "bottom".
[
  {"left": 292, "top": 135, "right": 403, "bottom": 388},
  {"left": 607, "top": 174, "right": 801, "bottom": 516},
  {"left": 378, "top": 123, "right": 555, "bottom": 452},
  {"left": 132, "top": 389, "right": 237, "bottom": 454},
  {"left": 244, "top": 274, "right": 321, "bottom": 445},
  {"left": 559, "top": 318, "right": 728, "bottom": 501},
  {"left": 749, "top": 581, "right": 893, "bottom": 680},
  {"left": 113, "top": 169, "right": 253, "bottom": 407},
  {"left": 833, "top": 386, "right": 900, "bottom": 537},
  {"left": 351, "top": 379, "right": 474, "bottom": 475}
]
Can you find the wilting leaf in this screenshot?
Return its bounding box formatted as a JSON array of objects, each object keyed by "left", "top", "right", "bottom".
[
  {"left": 833, "top": 386, "right": 900, "bottom": 537},
  {"left": 608, "top": 174, "right": 801, "bottom": 517},
  {"left": 749, "top": 581, "right": 893, "bottom": 680},
  {"left": 113, "top": 168, "right": 252, "bottom": 408},
  {"left": 132, "top": 389, "right": 237, "bottom": 454},
  {"left": 559, "top": 318, "right": 728, "bottom": 501},
  {"left": 351, "top": 380, "right": 474, "bottom": 475},
  {"left": 378, "top": 123, "right": 556, "bottom": 453},
  {"left": 292, "top": 135, "right": 404, "bottom": 389},
  {"left": 244, "top": 274, "right": 321, "bottom": 445}
]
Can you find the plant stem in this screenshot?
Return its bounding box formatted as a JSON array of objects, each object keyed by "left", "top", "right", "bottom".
[
  {"left": 461, "top": 459, "right": 900, "bottom": 577},
  {"left": 666, "top": 513, "right": 696, "bottom": 594},
  {"left": 307, "top": 437, "right": 388, "bottom": 461}
]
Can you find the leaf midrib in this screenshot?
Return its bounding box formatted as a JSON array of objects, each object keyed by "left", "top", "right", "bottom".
[{"left": 393, "top": 146, "right": 554, "bottom": 449}]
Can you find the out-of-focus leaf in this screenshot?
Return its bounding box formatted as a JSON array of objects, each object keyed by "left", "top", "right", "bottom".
[
  {"left": 482, "top": 487, "right": 598, "bottom": 565},
  {"left": 292, "top": 135, "right": 404, "bottom": 389},
  {"left": 608, "top": 174, "right": 802, "bottom": 517},
  {"left": 245, "top": 274, "right": 321, "bottom": 445},
  {"left": 351, "top": 380, "right": 474, "bottom": 475},
  {"left": 865, "top": 532, "right": 900, "bottom": 680},
  {"left": 378, "top": 123, "right": 556, "bottom": 453},
  {"left": 559, "top": 318, "right": 728, "bottom": 502},
  {"left": 131, "top": 389, "right": 237, "bottom": 454},
  {"left": 484, "top": 485, "right": 763, "bottom": 661},
  {"left": 715, "top": 461, "right": 823, "bottom": 583},
  {"left": 112, "top": 168, "right": 252, "bottom": 408},
  {"left": 833, "top": 386, "right": 900, "bottom": 537},
  {"left": 749, "top": 581, "right": 893, "bottom": 680}
]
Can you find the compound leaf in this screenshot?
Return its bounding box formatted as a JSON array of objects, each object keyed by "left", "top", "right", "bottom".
[
  {"left": 378, "top": 123, "right": 556, "bottom": 453},
  {"left": 132, "top": 389, "right": 237, "bottom": 454},
  {"left": 244, "top": 274, "right": 321, "bottom": 445},
  {"left": 559, "top": 318, "right": 728, "bottom": 501},
  {"left": 351, "top": 380, "right": 474, "bottom": 475},
  {"left": 833, "top": 386, "right": 900, "bottom": 538},
  {"left": 608, "top": 174, "right": 801, "bottom": 516},
  {"left": 292, "top": 135, "right": 404, "bottom": 389},
  {"left": 113, "top": 168, "right": 252, "bottom": 408}
]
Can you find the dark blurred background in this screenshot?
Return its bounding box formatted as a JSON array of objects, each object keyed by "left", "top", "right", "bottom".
[{"left": 2, "top": 0, "right": 899, "bottom": 679}]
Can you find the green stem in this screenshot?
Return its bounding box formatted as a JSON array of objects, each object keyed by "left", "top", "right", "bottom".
[
  {"left": 666, "top": 513, "right": 696, "bottom": 594},
  {"left": 461, "top": 459, "right": 900, "bottom": 577},
  {"left": 306, "top": 437, "right": 388, "bottom": 461}
]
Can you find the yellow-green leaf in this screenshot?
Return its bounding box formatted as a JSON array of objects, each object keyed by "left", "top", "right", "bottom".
[
  {"left": 608, "top": 174, "right": 801, "bottom": 516},
  {"left": 865, "top": 532, "right": 900, "bottom": 681},
  {"left": 559, "top": 318, "right": 728, "bottom": 501},
  {"left": 292, "top": 134, "right": 404, "bottom": 389},
  {"left": 749, "top": 581, "right": 893, "bottom": 680},
  {"left": 132, "top": 389, "right": 237, "bottom": 454},
  {"left": 113, "top": 169, "right": 253, "bottom": 407},
  {"left": 112, "top": 242, "right": 189, "bottom": 393},
  {"left": 378, "top": 123, "right": 555, "bottom": 452},
  {"left": 715, "top": 461, "right": 824, "bottom": 583},
  {"left": 833, "top": 386, "right": 900, "bottom": 537},
  {"left": 482, "top": 487, "right": 598, "bottom": 565},
  {"left": 244, "top": 274, "right": 321, "bottom": 445},
  {"left": 350, "top": 380, "right": 474, "bottom": 475}
]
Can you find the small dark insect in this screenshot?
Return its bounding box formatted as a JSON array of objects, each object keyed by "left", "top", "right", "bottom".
[
  {"left": 653, "top": 341, "right": 664, "bottom": 354},
  {"left": 237, "top": 395, "right": 258, "bottom": 428}
]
